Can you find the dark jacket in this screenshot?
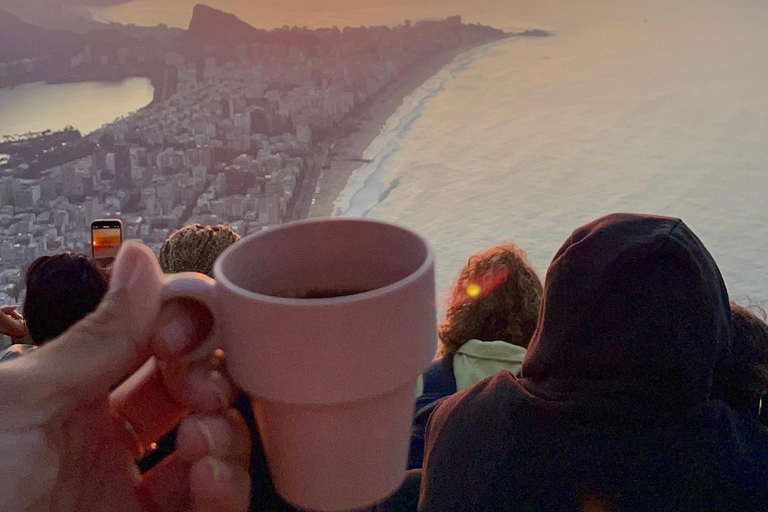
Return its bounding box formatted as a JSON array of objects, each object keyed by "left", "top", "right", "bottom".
[
  {"left": 409, "top": 354, "right": 457, "bottom": 470},
  {"left": 420, "top": 213, "right": 768, "bottom": 511}
]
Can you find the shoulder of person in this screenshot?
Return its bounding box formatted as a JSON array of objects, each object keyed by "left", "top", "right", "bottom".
[
  {"left": 420, "top": 371, "right": 526, "bottom": 511},
  {"left": 427, "top": 370, "right": 521, "bottom": 438}
]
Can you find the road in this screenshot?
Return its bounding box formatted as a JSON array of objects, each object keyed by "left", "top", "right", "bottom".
[{"left": 287, "top": 141, "right": 330, "bottom": 221}]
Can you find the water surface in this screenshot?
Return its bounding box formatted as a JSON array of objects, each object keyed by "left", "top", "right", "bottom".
[{"left": 0, "top": 78, "right": 154, "bottom": 138}]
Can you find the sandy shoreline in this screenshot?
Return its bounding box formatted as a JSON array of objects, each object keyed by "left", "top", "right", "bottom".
[{"left": 309, "top": 36, "right": 509, "bottom": 218}]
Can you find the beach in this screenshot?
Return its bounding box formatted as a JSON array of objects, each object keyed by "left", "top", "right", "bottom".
[{"left": 309, "top": 37, "right": 508, "bottom": 218}]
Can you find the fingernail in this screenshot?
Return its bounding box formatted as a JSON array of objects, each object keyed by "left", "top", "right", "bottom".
[
  {"left": 203, "top": 456, "right": 228, "bottom": 481},
  {"left": 195, "top": 418, "right": 216, "bottom": 453},
  {"left": 159, "top": 315, "right": 193, "bottom": 354},
  {"left": 208, "top": 370, "right": 230, "bottom": 410}
]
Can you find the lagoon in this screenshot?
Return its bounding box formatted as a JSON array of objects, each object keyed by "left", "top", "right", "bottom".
[{"left": 0, "top": 78, "right": 154, "bottom": 139}]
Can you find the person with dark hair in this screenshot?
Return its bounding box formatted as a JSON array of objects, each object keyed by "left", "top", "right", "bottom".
[
  {"left": 409, "top": 242, "right": 542, "bottom": 469},
  {"left": 420, "top": 213, "right": 768, "bottom": 511},
  {"left": 23, "top": 252, "right": 109, "bottom": 345},
  {"left": 0, "top": 253, "right": 109, "bottom": 362},
  {"left": 719, "top": 303, "right": 768, "bottom": 423}
]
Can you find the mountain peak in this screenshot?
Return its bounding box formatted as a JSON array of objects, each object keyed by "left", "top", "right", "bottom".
[{"left": 187, "top": 3, "right": 259, "bottom": 40}]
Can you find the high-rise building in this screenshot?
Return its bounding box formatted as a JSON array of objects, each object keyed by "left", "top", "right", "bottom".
[
  {"left": 93, "top": 147, "right": 108, "bottom": 170},
  {"left": 224, "top": 166, "right": 256, "bottom": 196},
  {"left": 199, "top": 146, "right": 213, "bottom": 170},
  {"left": 185, "top": 148, "right": 201, "bottom": 167},
  {"left": 250, "top": 108, "right": 271, "bottom": 134},
  {"left": 14, "top": 186, "right": 40, "bottom": 209},
  {"left": 114, "top": 143, "right": 132, "bottom": 189},
  {"left": 233, "top": 113, "right": 251, "bottom": 133},
  {"left": 221, "top": 98, "right": 234, "bottom": 119},
  {"left": 40, "top": 176, "right": 58, "bottom": 202}
]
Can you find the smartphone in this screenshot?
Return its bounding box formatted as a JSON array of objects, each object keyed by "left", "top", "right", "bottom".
[{"left": 91, "top": 219, "right": 123, "bottom": 267}]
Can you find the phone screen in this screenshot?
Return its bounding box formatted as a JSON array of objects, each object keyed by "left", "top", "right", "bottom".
[{"left": 92, "top": 222, "right": 122, "bottom": 262}]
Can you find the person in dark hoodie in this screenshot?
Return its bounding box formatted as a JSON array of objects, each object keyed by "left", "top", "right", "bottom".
[{"left": 419, "top": 213, "right": 768, "bottom": 511}]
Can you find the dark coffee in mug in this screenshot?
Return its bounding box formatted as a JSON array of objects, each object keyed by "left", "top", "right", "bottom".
[{"left": 275, "top": 287, "right": 374, "bottom": 299}]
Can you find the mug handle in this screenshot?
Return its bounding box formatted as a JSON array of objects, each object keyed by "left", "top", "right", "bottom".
[{"left": 162, "top": 272, "right": 220, "bottom": 363}]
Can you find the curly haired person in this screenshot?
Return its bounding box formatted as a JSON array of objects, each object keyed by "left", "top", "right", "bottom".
[
  {"left": 409, "top": 242, "right": 543, "bottom": 469},
  {"left": 159, "top": 223, "right": 241, "bottom": 277}
]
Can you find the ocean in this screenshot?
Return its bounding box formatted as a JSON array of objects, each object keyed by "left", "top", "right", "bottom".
[
  {"left": 76, "top": 0, "right": 768, "bottom": 307},
  {"left": 331, "top": 1, "right": 768, "bottom": 308}
]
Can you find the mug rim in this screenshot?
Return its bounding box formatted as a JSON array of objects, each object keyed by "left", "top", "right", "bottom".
[{"left": 212, "top": 217, "right": 435, "bottom": 306}]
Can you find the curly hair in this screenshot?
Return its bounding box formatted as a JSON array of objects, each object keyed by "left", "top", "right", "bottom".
[
  {"left": 729, "top": 303, "right": 768, "bottom": 397},
  {"left": 159, "top": 224, "right": 240, "bottom": 276},
  {"left": 439, "top": 242, "right": 543, "bottom": 356}
]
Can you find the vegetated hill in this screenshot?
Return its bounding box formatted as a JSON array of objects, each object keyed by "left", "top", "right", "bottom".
[
  {"left": 185, "top": 3, "right": 262, "bottom": 43},
  {"left": 182, "top": 4, "right": 320, "bottom": 54},
  {"left": 0, "top": 8, "right": 81, "bottom": 61},
  {"left": 0, "top": 0, "right": 138, "bottom": 33},
  {"left": 0, "top": 7, "right": 139, "bottom": 63},
  {"left": 86, "top": 27, "right": 140, "bottom": 47}
]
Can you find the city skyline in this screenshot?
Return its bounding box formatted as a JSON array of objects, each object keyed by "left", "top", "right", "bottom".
[{"left": 0, "top": 3, "right": 517, "bottom": 310}]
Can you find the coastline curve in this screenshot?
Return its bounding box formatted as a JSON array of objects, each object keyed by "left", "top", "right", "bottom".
[{"left": 331, "top": 39, "right": 510, "bottom": 219}]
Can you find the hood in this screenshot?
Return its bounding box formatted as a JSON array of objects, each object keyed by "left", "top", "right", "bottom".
[
  {"left": 453, "top": 339, "right": 527, "bottom": 391},
  {"left": 520, "top": 213, "right": 732, "bottom": 413}
]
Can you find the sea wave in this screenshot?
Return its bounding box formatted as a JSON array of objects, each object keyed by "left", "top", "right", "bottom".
[{"left": 333, "top": 42, "right": 499, "bottom": 218}]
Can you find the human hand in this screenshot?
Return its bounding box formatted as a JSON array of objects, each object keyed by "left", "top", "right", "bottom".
[
  {"left": 0, "top": 305, "right": 27, "bottom": 339},
  {"left": 0, "top": 242, "right": 251, "bottom": 512}
]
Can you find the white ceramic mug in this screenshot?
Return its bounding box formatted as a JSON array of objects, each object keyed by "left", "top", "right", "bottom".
[{"left": 163, "top": 217, "right": 436, "bottom": 511}]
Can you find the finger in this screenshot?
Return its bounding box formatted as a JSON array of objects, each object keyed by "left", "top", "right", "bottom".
[
  {"left": 137, "top": 454, "right": 191, "bottom": 512},
  {"left": 110, "top": 358, "right": 188, "bottom": 459},
  {"left": 139, "top": 454, "right": 251, "bottom": 512},
  {"left": 176, "top": 410, "right": 251, "bottom": 466},
  {"left": 138, "top": 410, "right": 252, "bottom": 512},
  {"left": 161, "top": 361, "right": 233, "bottom": 414},
  {"left": 109, "top": 346, "right": 233, "bottom": 461},
  {"left": 190, "top": 456, "right": 251, "bottom": 512},
  {"left": 8, "top": 309, "right": 23, "bottom": 320},
  {"left": 151, "top": 298, "right": 214, "bottom": 361},
  {"left": 0, "top": 316, "right": 26, "bottom": 339},
  {"left": 1, "top": 242, "right": 164, "bottom": 415},
  {"left": 110, "top": 359, "right": 234, "bottom": 458}
]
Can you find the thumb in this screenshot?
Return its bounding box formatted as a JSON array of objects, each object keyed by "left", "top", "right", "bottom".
[{"left": 27, "top": 241, "right": 165, "bottom": 407}]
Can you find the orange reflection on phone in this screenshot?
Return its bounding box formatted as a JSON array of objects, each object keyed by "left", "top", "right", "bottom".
[{"left": 92, "top": 228, "right": 122, "bottom": 260}]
